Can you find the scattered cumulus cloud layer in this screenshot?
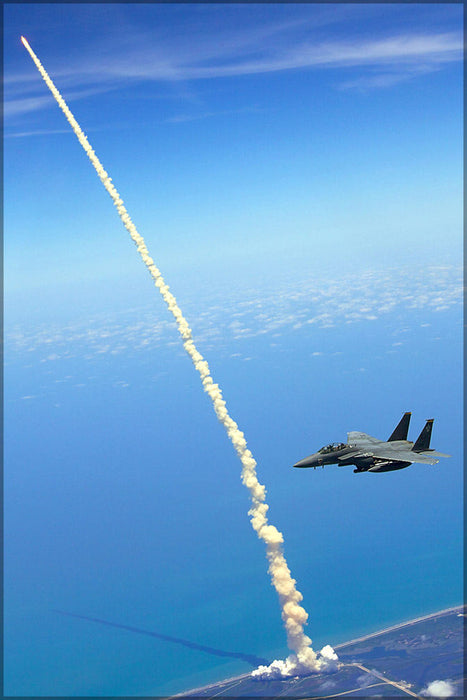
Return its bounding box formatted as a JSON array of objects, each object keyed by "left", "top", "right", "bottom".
[{"left": 5, "top": 265, "right": 462, "bottom": 371}]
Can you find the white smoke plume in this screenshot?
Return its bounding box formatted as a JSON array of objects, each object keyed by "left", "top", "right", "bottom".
[
  {"left": 421, "top": 680, "right": 456, "bottom": 698},
  {"left": 252, "top": 644, "right": 338, "bottom": 680},
  {"left": 21, "top": 36, "right": 337, "bottom": 677}
]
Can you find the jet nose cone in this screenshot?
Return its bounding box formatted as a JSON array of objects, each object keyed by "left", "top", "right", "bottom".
[{"left": 293, "top": 454, "right": 320, "bottom": 468}]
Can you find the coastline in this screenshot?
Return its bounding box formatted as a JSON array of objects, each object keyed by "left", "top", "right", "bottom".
[
  {"left": 174, "top": 603, "right": 465, "bottom": 697},
  {"left": 333, "top": 602, "right": 465, "bottom": 650}
]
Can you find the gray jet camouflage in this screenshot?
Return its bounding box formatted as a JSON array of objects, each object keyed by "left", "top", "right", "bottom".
[{"left": 293, "top": 413, "right": 450, "bottom": 473}]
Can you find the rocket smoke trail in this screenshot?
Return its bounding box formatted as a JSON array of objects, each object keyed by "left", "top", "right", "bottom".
[{"left": 22, "top": 36, "right": 337, "bottom": 678}]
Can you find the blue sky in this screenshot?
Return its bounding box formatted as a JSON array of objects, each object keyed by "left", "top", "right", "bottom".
[{"left": 4, "top": 3, "right": 463, "bottom": 313}]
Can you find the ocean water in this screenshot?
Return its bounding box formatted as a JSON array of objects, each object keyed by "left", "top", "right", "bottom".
[{"left": 4, "top": 269, "right": 463, "bottom": 696}]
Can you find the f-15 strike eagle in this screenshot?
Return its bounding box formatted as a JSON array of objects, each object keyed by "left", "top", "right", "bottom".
[{"left": 293, "top": 413, "right": 451, "bottom": 473}]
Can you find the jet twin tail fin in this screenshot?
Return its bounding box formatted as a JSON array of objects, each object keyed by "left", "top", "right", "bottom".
[
  {"left": 388, "top": 412, "right": 411, "bottom": 442},
  {"left": 413, "top": 419, "right": 434, "bottom": 452}
]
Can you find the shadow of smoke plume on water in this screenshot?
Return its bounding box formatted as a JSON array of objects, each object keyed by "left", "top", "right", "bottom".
[{"left": 54, "top": 610, "right": 270, "bottom": 668}]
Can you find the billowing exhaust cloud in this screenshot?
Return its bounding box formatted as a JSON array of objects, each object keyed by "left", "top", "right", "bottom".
[
  {"left": 21, "top": 36, "right": 337, "bottom": 677},
  {"left": 421, "top": 680, "right": 456, "bottom": 698}
]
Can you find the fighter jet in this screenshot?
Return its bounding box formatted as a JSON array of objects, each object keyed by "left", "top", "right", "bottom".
[{"left": 293, "top": 413, "right": 450, "bottom": 473}]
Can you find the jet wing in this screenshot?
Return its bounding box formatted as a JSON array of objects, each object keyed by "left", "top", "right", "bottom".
[
  {"left": 347, "top": 431, "right": 381, "bottom": 446},
  {"left": 348, "top": 432, "right": 441, "bottom": 464},
  {"left": 418, "top": 450, "right": 451, "bottom": 458},
  {"left": 365, "top": 446, "right": 439, "bottom": 465}
]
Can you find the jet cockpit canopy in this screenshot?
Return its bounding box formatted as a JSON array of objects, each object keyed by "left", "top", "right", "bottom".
[{"left": 318, "top": 442, "right": 347, "bottom": 454}]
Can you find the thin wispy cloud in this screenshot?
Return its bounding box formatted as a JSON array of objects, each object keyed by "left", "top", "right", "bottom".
[
  {"left": 5, "top": 93, "right": 57, "bottom": 118},
  {"left": 338, "top": 67, "right": 439, "bottom": 91},
  {"left": 4, "top": 84, "right": 122, "bottom": 118},
  {"left": 165, "top": 105, "right": 263, "bottom": 124},
  {"left": 5, "top": 128, "right": 74, "bottom": 138},
  {"left": 164, "top": 32, "right": 462, "bottom": 80},
  {"left": 6, "top": 8, "right": 462, "bottom": 122}
]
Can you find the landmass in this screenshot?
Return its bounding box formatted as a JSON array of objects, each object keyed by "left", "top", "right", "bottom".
[{"left": 175, "top": 605, "right": 464, "bottom": 698}]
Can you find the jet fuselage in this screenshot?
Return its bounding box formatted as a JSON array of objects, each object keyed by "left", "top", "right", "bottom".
[
  {"left": 292, "top": 414, "right": 449, "bottom": 474},
  {"left": 292, "top": 441, "right": 411, "bottom": 472}
]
